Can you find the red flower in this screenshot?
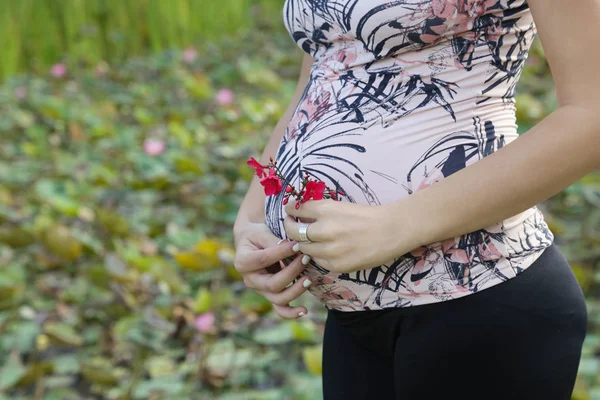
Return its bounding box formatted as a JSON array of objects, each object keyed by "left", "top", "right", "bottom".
[
  {"left": 260, "top": 168, "right": 283, "bottom": 196},
  {"left": 247, "top": 157, "right": 267, "bottom": 179},
  {"left": 302, "top": 180, "right": 327, "bottom": 202}
]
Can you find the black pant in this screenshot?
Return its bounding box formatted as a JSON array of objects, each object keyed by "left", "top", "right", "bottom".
[{"left": 322, "top": 242, "right": 588, "bottom": 400}]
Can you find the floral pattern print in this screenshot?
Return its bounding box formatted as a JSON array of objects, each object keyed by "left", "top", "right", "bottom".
[{"left": 265, "top": 0, "right": 554, "bottom": 311}]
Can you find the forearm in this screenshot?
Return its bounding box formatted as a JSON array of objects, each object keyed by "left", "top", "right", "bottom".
[
  {"left": 386, "top": 104, "right": 600, "bottom": 254},
  {"left": 234, "top": 54, "right": 315, "bottom": 245},
  {"left": 233, "top": 98, "right": 301, "bottom": 242}
]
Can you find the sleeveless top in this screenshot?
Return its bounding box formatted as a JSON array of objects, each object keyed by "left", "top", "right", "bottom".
[{"left": 265, "top": 0, "right": 554, "bottom": 312}]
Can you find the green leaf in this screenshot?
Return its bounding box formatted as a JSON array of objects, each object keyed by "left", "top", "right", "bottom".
[
  {"left": 34, "top": 180, "right": 80, "bottom": 216},
  {"left": 43, "top": 322, "right": 84, "bottom": 347},
  {"left": 0, "top": 226, "right": 35, "bottom": 248},
  {"left": 0, "top": 351, "right": 26, "bottom": 390},
  {"left": 205, "top": 338, "right": 254, "bottom": 375},
  {"left": 1, "top": 321, "right": 40, "bottom": 353},
  {"left": 219, "top": 390, "right": 286, "bottom": 400},
  {"left": 81, "top": 357, "right": 124, "bottom": 385},
  {"left": 0, "top": 264, "right": 26, "bottom": 310},
  {"left": 52, "top": 354, "right": 81, "bottom": 375},
  {"left": 133, "top": 375, "right": 185, "bottom": 399},
  {"left": 289, "top": 319, "right": 317, "bottom": 342},
  {"left": 43, "top": 387, "right": 80, "bottom": 400},
  {"left": 145, "top": 356, "right": 176, "bottom": 379},
  {"left": 192, "top": 287, "right": 212, "bottom": 313},
  {"left": 252, "top": 322, "right": 293, "bottom": 345},
  {"left": 239, "top": 290, "right": 272, "bottom": 314}
]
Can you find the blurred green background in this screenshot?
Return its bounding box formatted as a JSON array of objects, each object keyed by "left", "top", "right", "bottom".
[{"left": 0, "top": 1, "right": 598, "bottom": 399}]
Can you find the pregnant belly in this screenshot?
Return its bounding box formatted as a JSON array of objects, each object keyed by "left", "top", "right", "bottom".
[
  {"left": 263, "top": 107, "right": 552, "bottom": 311},
  {"left": 264, "top": 104, "right": 515, "bottom": 254},
  {"left": 297, "top": 109, "right": 515, "bottom": 207}
]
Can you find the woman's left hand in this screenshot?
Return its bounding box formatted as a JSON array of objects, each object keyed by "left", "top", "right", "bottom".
[{"left": 283, "top": 198, "right": 418, "bottom": 274}]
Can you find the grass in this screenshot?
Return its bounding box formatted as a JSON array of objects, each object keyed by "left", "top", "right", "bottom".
[{"left": 0, "top": 0, "right": 285, "bottom": 81}]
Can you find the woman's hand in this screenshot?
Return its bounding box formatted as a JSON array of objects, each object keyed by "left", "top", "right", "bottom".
[
  {"left": 233, "top": 221, "right": 314, "bottom": 319},
  {"left": 283, "top": 199, "right": 418, "bottom": 274}
]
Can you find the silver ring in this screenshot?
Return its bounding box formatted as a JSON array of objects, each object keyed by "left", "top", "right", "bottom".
[{"left": 298, "top": 223, "right": 312, "bottom": 243}]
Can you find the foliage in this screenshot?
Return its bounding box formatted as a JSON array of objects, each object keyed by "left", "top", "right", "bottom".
[
  {"left": 0, "top": 26, "right": 598, "bottom": 400},
  {"left": 517, "top": 40, "right": 600, "bottom": 399},
  {"left": 0, "top": 0, "right": 285, "bottom": 82},
  {"left": 0, "top": 30, "right": 325, "bottom": 399}
]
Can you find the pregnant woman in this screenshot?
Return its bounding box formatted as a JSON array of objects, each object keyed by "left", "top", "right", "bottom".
[{"left": 233, "top": 1, "right": 597, "bottom": 399}]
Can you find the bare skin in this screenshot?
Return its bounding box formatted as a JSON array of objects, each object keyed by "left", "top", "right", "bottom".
[
  {"left": 233, "top": 221, "right": 314, "bottom": 319},
  {"left": 233, "top": 53, "right": 316, "bottom": 319}
]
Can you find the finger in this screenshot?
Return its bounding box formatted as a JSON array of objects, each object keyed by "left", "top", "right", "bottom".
[
  {"left": 237, "top": 239, "right": 300, "bottom": 273},
  {"left": 257, "top": 274, "right": 312, "bottom": 307},
  {"left": 284, "top": 198, "right": 315, "bottom": 218},
  {"left": 283, "top": 214, "right": 325, "bottom": 243},
  {"left": 249, "top": 254, "right": 311, "bottom": 293},
  {"left": 270, "top": 254, "right": 312, "bottom": 292},
  {"left": 286, "top": 240, "right": 328, "bottom": 262},
  {"left": 271, "top": 303, "right": 308, "bottom": 319},
  {"left": 243, "top": 269, "right": 267, "bottom": 289},
  {"left": 243, "top": 258, "right": 295, "bottom": 290}
]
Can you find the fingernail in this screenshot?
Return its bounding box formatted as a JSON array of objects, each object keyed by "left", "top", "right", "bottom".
[
  {"left": 301, "top": 254, "right": 311, "bottom": 265},
  {"left": 293, "top": 243, "right": 300, "bottom": 252},
  {"left": 298, "top": 311, "right": 306, "bottom": 317},
  {"left": 303, "top": 279, "right": 312, "bottom": 288}
]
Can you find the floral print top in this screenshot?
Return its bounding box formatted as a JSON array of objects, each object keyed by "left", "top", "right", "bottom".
[{"left": 265, "top": 0, "right": 554, "bottom": 312}]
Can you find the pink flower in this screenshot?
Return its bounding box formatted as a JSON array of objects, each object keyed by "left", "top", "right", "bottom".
[
  {"left": 194, "top": 312, "right": 215, "bottom": 333},
  {"left": 476, "top": 239, "right": 502, "bottom": 261},
  {"left": 14, "top": 87, "right": 27, "bottom": 99},
  {"left": 247, "top": 157, "right": 267, "bottom": 178},
  {"left": 183, "top": 48, "right": 198, "bottom": 64},
  {"left": 286, "top": 89, "right": 333, "bottom": 141},
  {"left": 259, "top": 168, "right": 283, "bottom": 196},
  {"left": 143, "top": 138, "right": 166, "bottom": 156},
  {"left": 441, "top": 238, "right": 473, "bottom": 264},
  {"left": 301, "top": 180, "right": 327, "bottom": 202},
  {"left": 410, "top": 246, "right": 442, "bottom": 284},
  {"left": 50, "top": 63, "right": 67, "bottom": 78},
  {"left": 441, "top": 235, "right": 502, "bottom": 263},
  {"left": 431, "top": 0, "right": 457, "bottom": 19},
  {"left": 215, "top": 89, "right": 234, "bottom": 107}
]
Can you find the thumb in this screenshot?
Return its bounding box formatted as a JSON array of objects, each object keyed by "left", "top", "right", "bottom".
[{"left": 235, "top": 222, "right": 300, "bottom": 273}]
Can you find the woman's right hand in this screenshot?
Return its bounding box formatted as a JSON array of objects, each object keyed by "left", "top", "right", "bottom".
[{"left": 233, "top": 221, "right": 313, "bottom": 319}]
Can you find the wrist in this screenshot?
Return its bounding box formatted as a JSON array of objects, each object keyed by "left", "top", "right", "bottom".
[{"left": 381, "top": 198, "right": 427, "bottom": 258}]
